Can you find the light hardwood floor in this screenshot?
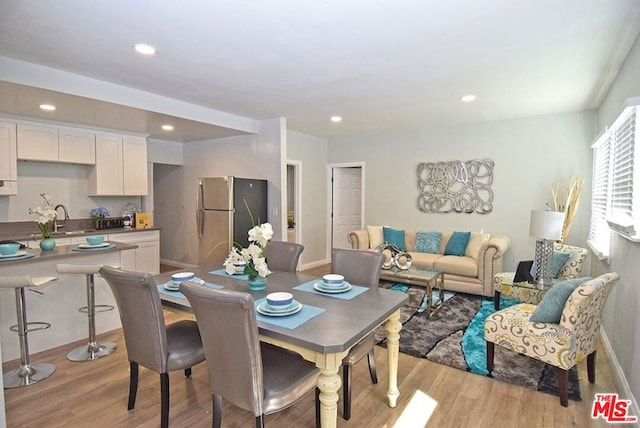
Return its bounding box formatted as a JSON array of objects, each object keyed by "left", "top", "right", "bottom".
[{"left": 2, "top": 265, "right": 626, "bottom": 427}]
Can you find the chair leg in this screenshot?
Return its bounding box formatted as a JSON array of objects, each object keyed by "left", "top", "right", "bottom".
[
  {"left": 587, "top": 351, "right": 597, "bottom": 383},
  {"left": 557, "top": 367, "right": 569, "bottom": 407},
  {"left": 367, "top": 348, "right": 378, "bottom": 384},
  {"left": 213, "top": 393, "right": 222, "bottom": 428},
  {"left": 343, "top": 364, "right": 352, "bottom": 420},
  {"left": 486, "top": 342, "right": 494, "bottom": 375},
  {"left": 255, "top": 414, "right": 265, "bottom": 428},
  {"left": 184, "top": 367, "right": 192, "bottom": 378},
  {"left": 160, "top": 373, "right": 169, "bottom": 428},
  {"left": 315, "top": 387, "right": 320, "bottom": 428},
  {"left": 127, "top": 361, "right": 139, "bottom": 410}
]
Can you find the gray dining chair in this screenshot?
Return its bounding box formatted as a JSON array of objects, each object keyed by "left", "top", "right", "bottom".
[
  {"left": 179, "top": 281, "right": 320, "bottom": 428},
  {"left": 263, "top": 240, "right": 304, "bottom": 272},
  {"left": 99, "top": 266, "right": 205, "bottom": 428},
  {"left": 330, "top": 248, "right": 385, "bottom": 420}
]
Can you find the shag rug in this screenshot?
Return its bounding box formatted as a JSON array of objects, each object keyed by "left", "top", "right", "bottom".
[{"left": 376, "top": 282, "right": 581, "bottom": 401}]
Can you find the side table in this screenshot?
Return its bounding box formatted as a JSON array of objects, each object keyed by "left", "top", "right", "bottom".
[{"left": 494, "top": 272, "right": 559, "bottom": 310}]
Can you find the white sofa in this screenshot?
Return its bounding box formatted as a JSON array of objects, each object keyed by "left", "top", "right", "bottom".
[{"left": 347, "top": 228, "right": 510, "bottom": 297}]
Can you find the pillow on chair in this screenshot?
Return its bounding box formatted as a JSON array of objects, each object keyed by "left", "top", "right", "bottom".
[
  {"left": 551, "top": 251, "right": 572, "bottom": 278},
  {"left": 530, "top": 277, "right": 592, "bottom": 323}
]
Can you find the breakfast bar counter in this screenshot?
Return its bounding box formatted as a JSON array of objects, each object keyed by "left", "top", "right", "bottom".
[{"left": 0, "top": 241, "right": 137, "bottom": 363}]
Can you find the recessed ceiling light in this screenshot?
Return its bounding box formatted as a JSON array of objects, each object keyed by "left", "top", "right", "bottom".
[
  {"left": 461, "top": 94, "right": 476, "bottom": 103},
  {"left": 330, "top": 116, "right": 342, "bottom": 123},
  {"left": 134, "top": 43, "right": 157, "bottom": 55},
  {"left": 39, "top": 104, "right": 56, "bottom": 111},
  {"left": 161, "top": 124, "right": 174, "bottom": 131}
]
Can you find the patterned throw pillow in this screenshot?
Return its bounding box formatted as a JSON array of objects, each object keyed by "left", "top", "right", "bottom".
[
  {"left": 414, "top": 231, "right": 442, "bottom": 254},
  {"left": 383, "top": 227, "right": 405, "bottom": 251},
  {"left": 530, "top": 277, "right": 592, "bottom": 323},
  {"left": 444, "top": 231, "right": 471, "bottom": 256}
]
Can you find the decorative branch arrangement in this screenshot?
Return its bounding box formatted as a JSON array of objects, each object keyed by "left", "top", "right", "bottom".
[
  {"left": 417, "top": 159, "right": 494, "bottom": 214},
  {"left": 551, "top": 175, "right": 584, "bottom": 243}
]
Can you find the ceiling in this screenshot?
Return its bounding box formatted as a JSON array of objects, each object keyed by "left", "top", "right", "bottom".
[{"left": 1, "top": 0, "right": 639, "bottom": 142}]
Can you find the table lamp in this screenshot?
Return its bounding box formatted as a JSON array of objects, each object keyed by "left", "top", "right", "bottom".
[{"left": 529, "top": 210, "right": 565, "bottom": 286}]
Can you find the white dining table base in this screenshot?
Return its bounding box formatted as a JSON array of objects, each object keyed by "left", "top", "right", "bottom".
[{"left": 260, "top": 308, "right": 402, "bottom": 428}]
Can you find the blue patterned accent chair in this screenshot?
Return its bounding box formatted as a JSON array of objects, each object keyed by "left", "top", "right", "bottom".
[{"left": 484, "top": 272, "right": 619, "bottom": 406}]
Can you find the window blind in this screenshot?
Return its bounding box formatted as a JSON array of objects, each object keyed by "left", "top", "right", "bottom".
[{"left": 588, "top": 131, "right": 612, "bottom": 257}]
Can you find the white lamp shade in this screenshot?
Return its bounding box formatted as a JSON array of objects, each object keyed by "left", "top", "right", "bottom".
[{"left": 529, "top": 210, "right": 565, "bottom": 240}]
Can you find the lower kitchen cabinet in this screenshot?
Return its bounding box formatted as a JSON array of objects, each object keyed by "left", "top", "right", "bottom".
[{"left": 109, "top": 230, "right": 160, "bottom": 274}]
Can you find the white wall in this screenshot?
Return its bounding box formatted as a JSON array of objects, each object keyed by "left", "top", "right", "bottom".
[
  {"left": 594, "top": 32, "right": 640, "bottom": 410},
  {"left": 287, "top": 130, "right": 329, "bottom": 267},
  {"left": 327, "top": 111, "right": 596, "bottom": 271}
]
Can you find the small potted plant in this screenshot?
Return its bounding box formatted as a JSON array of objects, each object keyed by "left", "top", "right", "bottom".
[
  {"left": 90, "top": 207, "right": 110, "bottom": 229},
  {"left": 28, "top": 193, "right": 57, "bottom": 250},
  {"left": 222, "top": 222, "right": 273, "bottom": 291}
]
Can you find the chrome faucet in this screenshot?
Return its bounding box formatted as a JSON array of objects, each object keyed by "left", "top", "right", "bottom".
[{"left": 54, "top": 204, "right": 70, "bottom": 232}]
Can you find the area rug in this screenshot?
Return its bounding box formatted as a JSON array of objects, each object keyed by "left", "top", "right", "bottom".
[{"left": 376, "top": 282, "right": 581, "bottom": 401}]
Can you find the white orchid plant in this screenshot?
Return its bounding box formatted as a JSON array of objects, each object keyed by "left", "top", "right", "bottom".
[
  {"left": 28, "top": 193, "right": 56, "bottom": 239},
  {"left": 223, "top": 222, "right": 273, "bottom": 280}
]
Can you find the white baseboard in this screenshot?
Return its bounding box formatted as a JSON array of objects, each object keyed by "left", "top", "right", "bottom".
[
  {"left": 160, "top": 258, "right": 198, "bottom": 269},
  {"left": 600, "top": 327, "right": 640, "bottom": 426},
  {"left": 298, "top": 258, "right": 330, "bottom": 271}
]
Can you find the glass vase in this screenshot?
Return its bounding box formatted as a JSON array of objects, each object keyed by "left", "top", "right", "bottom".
[
  {"left": 248, "top": 276, "right": 267, "bottom": 291},
  {"left": 39, "top": 238, "right": 56, "bottom": 251}
]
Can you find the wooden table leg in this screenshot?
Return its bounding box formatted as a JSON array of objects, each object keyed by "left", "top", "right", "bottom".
[
  {"left": 315, "top": 353, "right": 344, "bottom": 428},
  {"left": 383, "top": 309, "right": 402, "bottom": 407}
]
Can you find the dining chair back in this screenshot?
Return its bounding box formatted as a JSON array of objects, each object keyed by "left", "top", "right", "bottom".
[
  {"left": 179, "top": 281, "right": 319, "bottom": 428},
  {"left": 263, "top": 241, "right": 304, "bottom": 272},
  {"left": 99, "top": 266, "right": 205, "bottom": 428},
  {"left": 330, "top": 248, "right": 385, "bottom": 420}
]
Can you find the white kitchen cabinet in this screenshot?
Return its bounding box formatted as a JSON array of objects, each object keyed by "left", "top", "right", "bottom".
[
  {"left": 109, "top": 230, "right": 159, "bottom": 274},
  {"left": 58, "top": 128, "right": 95, "bottom": 164},
  {"left": 0, "top": 121, "right": 18, "bottom": 195},
  {"left": 89, "top": 134, "right": 148, "bottom": 196},
  {"left": 16, "top": 123, "right": 95, "bottom": 164},
  {"left": 17, "top": 123, "right": 58, "bottom": 161}
]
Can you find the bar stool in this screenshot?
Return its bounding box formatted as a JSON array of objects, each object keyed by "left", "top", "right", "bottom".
[
  {"left": 56, "top": 264, "right": 117, "bottom": 361},
  {"left": 0, "top": 275, "right": 58, "bottom": 388}
]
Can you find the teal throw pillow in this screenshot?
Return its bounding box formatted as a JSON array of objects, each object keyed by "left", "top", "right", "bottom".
[
  {"left": 530, "top": 277, "right": 592, "bottom": 323},
  {"left": 551, "top": 251, "right": 571, "bottom": 278},
  {"left": 383, "top": 227, "right": 405, "bottom": 251},
  {"left": 444, "top": 231, "right": 471, "bottom": 256},
  {"left": 414, "top": 231, "right": 442, "bottom": 254}
]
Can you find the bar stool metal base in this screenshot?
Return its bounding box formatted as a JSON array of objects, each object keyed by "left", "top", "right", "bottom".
[
  {"left": 67, "top": 341, "right": 117, "bottom": 361},
  {"left": 3, "top": 363, "right": 55, "bottom": 389}
]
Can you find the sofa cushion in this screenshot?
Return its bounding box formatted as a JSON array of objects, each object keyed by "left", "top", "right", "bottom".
[
  {"left": 414, "top": 231, "right": 442, "bottom": 254},
  {"left": 367, "top": 225, "right": 384, "bottom": 248},
  {"left": 444, "top": 231, "right": 471, "bottom": 256},
  {"left": 434, "top": 255, "right": 478, "bottom": 277},
  {"left": 465, "top": 232, "right": 490, "bottom": 260},
  {"left": 409, "top": 252, "right": 441, "bottom": 268},
  {"left": 383, "top": 227, "right": 405, "bottom": 250},
  {"left": 530, "top": 277, "right": 592, "bottom": 323}
]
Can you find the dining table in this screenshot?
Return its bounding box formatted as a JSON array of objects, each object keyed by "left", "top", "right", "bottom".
[{"left": 154, "top": 265, "right": 408, "bottom": 428}]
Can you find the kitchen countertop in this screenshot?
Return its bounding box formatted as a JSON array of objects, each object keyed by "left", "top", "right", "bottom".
[
  {"left": 0, "top": 222, "right": 161, "bottom": 243},
  {"left": 0, "top": 241, "right": 138, "bottom": 266}
]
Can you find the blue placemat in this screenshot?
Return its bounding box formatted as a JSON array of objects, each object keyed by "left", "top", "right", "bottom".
[
  {"left": 0, "top": 253, "right": 35, "bottom": 262},
  {"left": 157, "top": 280, "right": 224, "bottom": 299},
  {"left": 210, "top": 268, "right": 249, "bottom": 281},
  {"left": 254, "top": 298, "right": 325, "bottom": 329},
  {"left": 293, "top": 280, "right": 368, "bottom": 300}
]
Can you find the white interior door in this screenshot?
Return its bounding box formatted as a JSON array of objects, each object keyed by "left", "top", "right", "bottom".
[{"left": 332, "top": 167, "right": 362, "bottom": 248}]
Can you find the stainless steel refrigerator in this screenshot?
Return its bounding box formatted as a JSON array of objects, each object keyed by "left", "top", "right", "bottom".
[{"left": 197, "top": 176, "right": 268, "bottom": 264}]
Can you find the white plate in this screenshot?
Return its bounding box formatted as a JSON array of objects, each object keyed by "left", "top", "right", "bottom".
[
  {"left": 163, "top": 278, "right": 204, "bottom": 290},
  {"left": 313, "top": 281, "right": 352, "bottom": 294},
  {"left": 0, "top": 250, "right": 27, "bottom": 259},
  {"left": 78, "top": 242, "right": 110, "bottom": 249},
  {"left": 257, "top": 300, "right": 302, "bottom": 317}
]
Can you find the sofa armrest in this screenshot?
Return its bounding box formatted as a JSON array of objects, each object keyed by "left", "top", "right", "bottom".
[
  {"left": 477, "top": 235, "right": 511, "bottom": 296},
  {"left": 347, "top": 230, "right": 370, "bottom": 250}
]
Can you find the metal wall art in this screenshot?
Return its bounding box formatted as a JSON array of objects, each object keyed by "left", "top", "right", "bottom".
[{"left": 417, "top": 158, "right": 494, "bottom": 214}]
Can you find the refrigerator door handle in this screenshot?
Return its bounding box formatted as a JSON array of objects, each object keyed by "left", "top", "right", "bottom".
[{"left": 197, "top": 180, "right": 204, "bottom": 238}]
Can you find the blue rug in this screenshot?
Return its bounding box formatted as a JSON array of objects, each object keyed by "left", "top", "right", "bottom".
[{"left": 376, "top": 285, "right": 581, "bottom": 401}]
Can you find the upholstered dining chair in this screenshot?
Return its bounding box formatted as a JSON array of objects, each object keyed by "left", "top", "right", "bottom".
[
  {"left": 179, "top": 281, "right": 320, "bottom": 428},
  {"left": 493, "top": 243, "right": 588, "bottom": 309},
  {"left": 263, "top": 240, "right": 304, "bottom": 272},
  {"left": 99, "top": 266, "right": 205, "bottom": 428},
  {"left": 330, "top": 248, "right": 385, "bottom": 420},
  {"left": 485, "top": 272, "right": 619, "bottom": 407}
]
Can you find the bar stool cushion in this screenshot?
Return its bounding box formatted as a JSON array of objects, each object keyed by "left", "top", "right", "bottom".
[
  {"left": 0, "top": 276, "right": 58, "bottom": 288},
  {"left": 56, "top": 264, "right": 102, "bottom": 275}
]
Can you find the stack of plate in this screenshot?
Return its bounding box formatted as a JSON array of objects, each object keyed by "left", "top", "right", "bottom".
[
  {"left": 257, "top": 292, "right": 302, "bottom": 316},
  {"left": 0, "top": 250, "right": 35, "bottom": 261},
  {"left": 313, "top": 274, "right": 352, "bottom": 294}
]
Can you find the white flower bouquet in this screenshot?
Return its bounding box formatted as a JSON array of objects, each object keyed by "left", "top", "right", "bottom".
[{"left": 223, "top": 222, "right": 273, "bottom": 280}]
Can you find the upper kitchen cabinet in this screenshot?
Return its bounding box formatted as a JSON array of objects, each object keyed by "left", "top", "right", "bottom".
[
  {"left": 88, "top": 134, "right": 148, "bottom": 196},
  {"left": 16, "top": 123, "right": 96, "bottom": 164},
  {"left": 0, "top": 121, "right": 18, "bottom": 195}
]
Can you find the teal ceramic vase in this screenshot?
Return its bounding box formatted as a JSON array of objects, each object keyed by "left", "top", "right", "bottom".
[
  {"left": 39, "top": 238, "right": 56, "bottom": 251},
  {"left": 248, "top": 276, "right": 267, "bottom": 291}
]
